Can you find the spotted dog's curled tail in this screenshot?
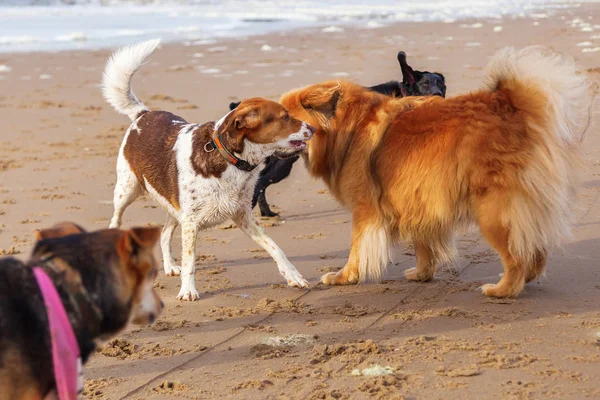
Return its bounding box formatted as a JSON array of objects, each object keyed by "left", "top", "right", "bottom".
[{"left": 102, "top": 38, "right": 160, "bottom": 121}]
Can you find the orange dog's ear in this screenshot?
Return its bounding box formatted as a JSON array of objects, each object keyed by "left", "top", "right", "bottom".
[
  {"left": 35, "top": 222, "right": 86, "bottom": 241},
  {"left": 301, "top": 85, "right": 341, "bottom": 119}
]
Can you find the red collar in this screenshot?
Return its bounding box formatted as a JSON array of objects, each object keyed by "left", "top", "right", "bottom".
[{"left": 205, "top": 132, "right": 259, "bottom": 172}]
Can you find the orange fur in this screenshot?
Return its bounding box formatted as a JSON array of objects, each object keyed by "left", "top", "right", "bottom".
[{"left": 280, "top": 46, "right": 592, "bottom": 298}]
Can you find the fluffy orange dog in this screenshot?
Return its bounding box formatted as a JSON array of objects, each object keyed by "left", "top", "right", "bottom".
[{"left": 280, "top": 46, "right": 592, "bottom": 298}]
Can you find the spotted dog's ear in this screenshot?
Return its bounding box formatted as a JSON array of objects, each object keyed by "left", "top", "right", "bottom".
[
  {"left": 35, "top": 222, "right": 86, "bottom": 241},
  {"left": 215, "top": 104, "right": 263, "bottom": 153},
  {"left": 233, "top": 108, "right": 260, "bottom": 130},
  {"left": 217, "top": 104, "right": 261, "bottom": 135}
]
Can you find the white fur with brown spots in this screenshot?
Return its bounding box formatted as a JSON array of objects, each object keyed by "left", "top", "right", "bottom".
[{"left": 103, "top": 39, "right": 313, "bottom": 301}]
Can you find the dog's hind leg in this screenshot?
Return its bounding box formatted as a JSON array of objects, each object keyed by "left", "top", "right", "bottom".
[
  {"left": 525, "top": 249, "right": 547, "bottom": 283},
  {"left": 109, "top": 164, "right": 142, "bottom": 229},
  {"left": 161, "top": 214, "right": 181, "bottom": 276},
  {"left": 233, "top": 210, "right": 308, "bottom": 288},
  {"left": 477, "top": 202, "right": 527, "bottom": 298}
]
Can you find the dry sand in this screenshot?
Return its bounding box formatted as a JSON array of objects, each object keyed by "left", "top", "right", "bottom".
[{"left": 1, "top": 5, "right": 600, "bottom": 399}]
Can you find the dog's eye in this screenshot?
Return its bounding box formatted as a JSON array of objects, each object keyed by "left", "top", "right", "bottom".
[{"left": 282, "top": 114, "right": 289, "bottom": 121}]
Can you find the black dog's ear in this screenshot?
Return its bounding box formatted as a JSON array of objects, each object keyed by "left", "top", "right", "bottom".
[
  {"left": 397, "top": 51, "right": 416, "bottom": 85},
  {"left": 229, "top": 101, "right": 241, "bottom": 111}
]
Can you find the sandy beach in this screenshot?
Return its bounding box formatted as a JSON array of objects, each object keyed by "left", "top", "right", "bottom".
[{"left": 1, "top": 3, "right": 600, "bottom": 399}]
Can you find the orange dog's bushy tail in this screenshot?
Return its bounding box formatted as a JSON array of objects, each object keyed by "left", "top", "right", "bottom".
[{"left": 483, "top": 46, "right": 593, "bottom": 266}]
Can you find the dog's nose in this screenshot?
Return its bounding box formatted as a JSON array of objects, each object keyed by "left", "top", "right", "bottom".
[{"left": 432, "top": 91, "right": 443, "bottom": 97}]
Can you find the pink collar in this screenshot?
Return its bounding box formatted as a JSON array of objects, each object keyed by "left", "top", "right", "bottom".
[{"left": 33, "top": 267, "right": 83, "bottom": 400}]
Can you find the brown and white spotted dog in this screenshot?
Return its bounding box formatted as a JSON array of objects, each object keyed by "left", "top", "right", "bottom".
[{"left": 102, "top": 39, "right": 315, "bottom": 301}]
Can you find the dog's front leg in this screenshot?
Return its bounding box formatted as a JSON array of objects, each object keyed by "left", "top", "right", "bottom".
[
  {"left": 233, "top": 211, "right": 309, "bottom": 288},
  {"left": 176, "top": 221, "right": 200, "bottom": 301},
  {"left": 321, "top": 212, "right": 391, "bottom": 285}
]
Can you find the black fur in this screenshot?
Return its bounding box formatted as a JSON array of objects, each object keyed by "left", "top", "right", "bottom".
[
  {"left": 230, "top": 51, "right": 447, "bottom": 217},
  {"left": 393, "top": 51, "right": 446, "bottom": 97}
]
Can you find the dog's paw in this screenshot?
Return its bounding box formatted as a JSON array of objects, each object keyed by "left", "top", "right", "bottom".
[
  {"left": 287, "top": 274, "right": 309, "bottom": 289},
  {"left": 404, "top": 267, "right": 433, "bottom": 282},
  {"left": 481, "top": 283, "right": 515, "bottom": 298},
  {"left": 164, "top": 265, "right": 181, "bottom": 276},
  {"left": 320, "top": 271, "right": 356, "bottom": 285},
  {"left": 176, "top": 287, "right": 200, "bottom": 301},
  {"left": 321, "top": 272, "right": 338, "bottom": 285},
  {"left": 481, "top": 283, "right": 501, "bottom": 297},
  {"left": 279, "top": 266, "right": 309, "bottom": 289},
  {"left": 481, "top": 280, "right": 526, "bottom": 298}
]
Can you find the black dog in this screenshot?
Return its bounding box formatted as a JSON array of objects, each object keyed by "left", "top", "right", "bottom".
[
  {"left": 368, "top": 51, "right": 446, "bottom": 98},
  {"left": 230, "top": 51, "right": 446, "bottom": 217}
]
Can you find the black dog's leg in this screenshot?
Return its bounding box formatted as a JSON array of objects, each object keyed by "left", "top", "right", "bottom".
[
  {"left": 252, "top": 183, "right": 265, "bottom": 210},
  {"left": 252, "top": 158, "right": 274, "bottom": 211},
  {"left": 253, "top": 156, "right": 299, "bottom": 217},
  {"left": 256, "top": 190, "right": 274, "bottom": 217}
]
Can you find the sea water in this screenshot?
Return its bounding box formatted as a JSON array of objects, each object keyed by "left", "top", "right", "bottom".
[{"left": 0, "top": 0, "right": 591, "bottom": 53}]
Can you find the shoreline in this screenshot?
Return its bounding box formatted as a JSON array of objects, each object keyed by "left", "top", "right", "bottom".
[{"left": 0, "top": 0, "right": 589, "bottom": 55}]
